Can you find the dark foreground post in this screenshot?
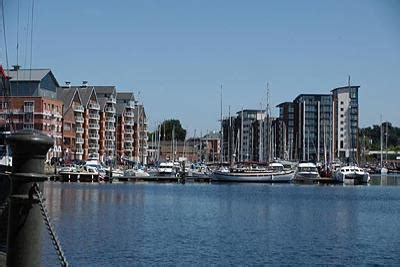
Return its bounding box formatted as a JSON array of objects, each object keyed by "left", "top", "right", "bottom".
[{"left": 6, "top": 130, "right": 53, "bottom": 267}]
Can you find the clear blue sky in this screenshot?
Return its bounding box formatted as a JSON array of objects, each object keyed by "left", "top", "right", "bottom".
[{"left": 2, "top": 0, "right": 399, "bottom": 135}]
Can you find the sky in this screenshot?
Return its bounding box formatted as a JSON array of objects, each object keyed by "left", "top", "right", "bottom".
[{"left": 1, "top": 0, "right": 399, "bottom": 135}]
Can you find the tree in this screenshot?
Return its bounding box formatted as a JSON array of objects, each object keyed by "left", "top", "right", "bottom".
[{"left": 149, "top": 119, "right": 187, "bottom": 141}]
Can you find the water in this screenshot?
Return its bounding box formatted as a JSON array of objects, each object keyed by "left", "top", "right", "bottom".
[{"left": 42, "top": 177, "right": 400, "bottom": 266}]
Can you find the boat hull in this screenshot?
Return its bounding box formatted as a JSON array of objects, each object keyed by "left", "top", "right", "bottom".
[
  {"left": 293, "top": 172, "right": 320, "bottom": 184},
  {"left": 211, "top": 171, "right": 294, "bottom": 183}
]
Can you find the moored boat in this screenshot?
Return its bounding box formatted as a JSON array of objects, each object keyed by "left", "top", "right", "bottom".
[
  {"left": 334, "top": 166, "right": 370, "bottom": 185},
  {"left": 293, "top": 162, "right": 320, "bottom": 184}
]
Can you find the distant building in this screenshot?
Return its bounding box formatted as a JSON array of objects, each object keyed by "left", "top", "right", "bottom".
[
  {"left": 332, "top": 85, "right": 360, "bottom": 161},
  {"left": 293, "top": 94, "right": 333, "bottom": 162},
  {"left": 6, "top": 66, "right": 59, "bottom": 98},
  {"left": 116, "top": 92, "right": 136, "bottom": 161}
]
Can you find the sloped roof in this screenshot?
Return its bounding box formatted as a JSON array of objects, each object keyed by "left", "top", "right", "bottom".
[
  {"left": 75, "top": 86, "right": 97, "bottom": 106},
  {"left": 93, "top": 86, "right": 116, "bottom": 95},
  {"left": 57, "top": 87, "right": 83, "bottom": 113},
  {"left": 116, "top": 103, "right": 126, "bottom": 116},
  {"left": 6, "top": 69, "right": 60, "bottom": 86},
  {"left": 116, "top": 92, "right": 135, "bottom": 102}
]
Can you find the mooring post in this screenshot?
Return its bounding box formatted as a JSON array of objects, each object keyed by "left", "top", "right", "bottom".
[{"left": 6, "top": 130, "right": 53, "bottom": 267}]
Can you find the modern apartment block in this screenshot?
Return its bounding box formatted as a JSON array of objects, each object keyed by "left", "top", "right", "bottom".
[
  {"left": 116, "top": 92, "right": 136, "bottom": 161},
  {"left": 134, "top": 104, "right": 148, "bottom": 165},
  {"left": 94, "top": 86, "right": 117, "bottom": 162},
  {"left": 332, "top": 85, "right": 359, "bottom": 161},
  {"left": 292, "top": 94, "right": 333, "bottom": 162},
  {"left": 56, "top": 86, "right": 84, "bottom": 160}
]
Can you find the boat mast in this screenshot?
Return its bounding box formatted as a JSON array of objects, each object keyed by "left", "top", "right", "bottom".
[
  {"left": 385, "top": 121, "right": 388, "bottom": 161},
  {"left": 220, "top": 84, "right": 223, "bottom": 164},
  {"left": 266, "top": 82, "right": 271, "bottom": 163},
  {"left": 380, "top": 115, "right": 383, "bottom": 168},
  {"left": 317, "top": 100, "right": 320, "bottom": 162}
]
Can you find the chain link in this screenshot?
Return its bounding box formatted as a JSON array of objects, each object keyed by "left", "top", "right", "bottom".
[{"left": 32, "top": 183, "right": 69, "bottom": 267}]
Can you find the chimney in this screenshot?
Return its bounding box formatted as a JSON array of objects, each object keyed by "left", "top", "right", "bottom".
[
  {"left": 12, "top": 65, "right": 21, "bottom": 71},
  {"left": 65, "top": 81, "right": 71, "bottom": 88},
  {"left": 82, "top": 80, "right": 88, "bottom": 88}
]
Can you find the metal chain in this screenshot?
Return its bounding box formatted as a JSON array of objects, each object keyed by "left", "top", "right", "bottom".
[{"left": 32, "top": 183, "right": 69, "bottom": 267}]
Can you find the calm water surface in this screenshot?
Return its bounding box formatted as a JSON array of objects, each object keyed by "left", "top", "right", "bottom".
[{"left": 42, "top": 177, "right": 400, "bottom": 266}]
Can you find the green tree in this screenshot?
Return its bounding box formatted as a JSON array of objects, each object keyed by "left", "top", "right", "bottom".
[{"left": 149, "top": 119, "right": 187, "bottom": 141}]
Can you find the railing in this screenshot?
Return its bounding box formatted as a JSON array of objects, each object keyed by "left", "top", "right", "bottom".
[
  {"left": 89, "top": 143, "right": 99, "bottom": 150},
  {"left": 106, "top": 116, "right": 116, "bottom": 123},
  {"left": 105, "top": 107, "right": 116, "bottom": 113},
  {"left": 106, "top": 135, "right": 115, "bottom": 140},
  {"left": 124, "top": 128, "right": 133, "bottom": 134},
  {"left": 76, "top": 127, "right": 84, "bottom": 133},
  {"left": 89, "top": 123, "right": 100, "bottom": 130},
  {"left": 73, "top": 105, "right": 84, "bottom": 112},
  {"left": 24, "top": 106, "right": 34, "bottom": 113},
  {"left": 75, "top": 149, "right": 84, "bottom": 154},
  {"left": 105, "top": 126, "right": 116, "bottom": 132},
  {"left": 107, "top": 96, "right": 117, "bottom": 104},
  {"left": 125, "top": 120, "right": 134, "bottom": 126},
  {"left": 88, "top": 103, "right": 100, "bottom": 110},
  {"left": 76, "top": 137, "right": 84, "bottom": 144},
  {"left": 124, "top": 135, "right": 133, "bottom": 141},
  {"left": 89, "top": 134, "right": 99, "bottom": 139},
  {"left": 89, "top": 113, "right": 100, "bottom": 120},
  {"left": 124, "top": 111, "right": 134, "bottom": 117},
  {"left": 75, "top": 116, "right": 84, "bottom": 123}
]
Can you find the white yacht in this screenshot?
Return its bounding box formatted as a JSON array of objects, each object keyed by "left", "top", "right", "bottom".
[
  {"left": 293, "top": 162, "right": 320, "bottom": 184},
  {"left": 157, "top": 162, "right": 178, "bottom": 177},
  {"left": 334, "top": 166, "right": 370, "bottom": 185}
]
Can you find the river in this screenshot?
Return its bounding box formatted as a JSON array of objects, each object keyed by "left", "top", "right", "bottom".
[{"left": 42, "top": 175, "right": 400, "bottom": 266}]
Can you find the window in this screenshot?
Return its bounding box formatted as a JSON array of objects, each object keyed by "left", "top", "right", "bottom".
[
  {"left": 340, "top": 121, "right": 344, "bottom": 125},
  {"left": 340, "top": 108, "right": 344, "bottom": 112},
  {"left": 340, "top": 141, "right": 344, "bottom": 149},
  {"left": 340, "top": 114, "right": 344, "bottom": 118},
  {"left": 340, "top": 101, "right": 344, "bottom": 105}
]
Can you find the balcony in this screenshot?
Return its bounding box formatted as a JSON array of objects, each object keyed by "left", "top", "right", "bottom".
[
  {"left": 106, "top": 144, "right": 115, "bottom": 150},
  {"left": 75, "top": 149, "right": 83, "bottom": 155},
  {"left": 89, "top": 143, "right": 99, "bottom": 150},
  {"left": 105, "top": 106, "right": 116, "bottom": 113},
  {"left": 107, "top": 96, "right": 116, "bottom": 104},
  {"left": 89, "top": 123, "right": 100, "bottom": 130},
  {"left": 76, "top": 127, "right": 84, "bottom": 134},
  {"left": 125, "top": 119, "right": 134, "bottom": 126},
  {"left": 124, "top": 128, "right": 133, "bottom": 134},
  {"left": 88, "top": 102, "right": 100, "bottom": 110},
  {"left": 106, "top": 125, "right": 116, "bottom": 132},
  {"left": 124, "top": 139, "right": 133, "bottom": 144},
  {"left": 124, "top": 144, "right": 133, "bottom": 149},
  {"left": 75, "top": 116, "right": 84, "bottom": 123},
  {"left": 124, "top": 135, "right": 133, "bottom": 141},
  {"left": 89, "top": 113, "right": 100, "bottom": 120},
  {"left": 127, "top": 101, "right": 135, "bottom": 108},
  {"left": 89, "top": 134, "right": 99, "bottom": 140},
  {"left": 106, "top": 116, "right": 115, "bottom": 123},
  {"left": 124, "top": 111, "right": 134, "bottom": 117},
  {"left": 106, "top": 135, "right": 115, "bottom": 141},
  {"left": 76, "top": 137, "right": 84, "bottom": 144},
  {"left": 73, "top": 105, "right": 84, "bottom": 113}
]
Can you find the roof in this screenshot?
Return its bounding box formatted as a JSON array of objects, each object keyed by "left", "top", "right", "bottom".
[
  {"left": 116, "top": 92, "right": 135, "bottom": 101},
  {"left": 115, "top": 103, "right": 125, "bottom": 116},
  {"left": 236, "top": 109, "right": 265, "bottom": 115},
  {"left": 331, "top": 85, "right": 360, "bottom": 93},
  {"left": 93, "top": 86, "right": 116, "bottom": 95},
  {"left": 6, "top": 69, "right": 60, "bottom": 86},
  {"left": 203, "top": 131, "right": 220, "bottom": 139},
  {"left": 298, "top": 162, "right": 317, "bottom": 168},
  {"left": 276, "top": 102, "right": 293, "bottom": 108},
  {"left": 294, "top": 94, "right": 331, "bottom": 102},
  {"left": 74, "top": 86, "right": 97, "bottom": 106}
]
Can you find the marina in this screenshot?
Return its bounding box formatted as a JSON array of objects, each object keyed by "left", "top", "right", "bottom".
[{"left": 38, "top": 179, "right": 400, "bottom": 266}]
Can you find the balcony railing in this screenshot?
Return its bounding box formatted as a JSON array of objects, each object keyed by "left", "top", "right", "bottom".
[
  {"left": 124, "top": 128, "right": 133, "bottom": 134},
  {"left": 75, "top": 116, "right": 84, "bottom": 123},
  {"left": 124, "top": 111, "right": 134, "bottom": 117},
  {"left": 76, "top": 137, "right": 84, "bottom": 144},
  {"left": 76, "top": 127, "right": 84, "bottom": 133},
  {"left": 106, "top": 135, "right": 115, "bottom": 141},
  {"left": 73, "top": 105, "right": 84, "bottom": 113},
  {"left": 125, "top": 120, "right": 134, "bottom": 126},
  {"left": 89, "top": 113, "right": 100, "bottom": 120},
  {"left": 106, "top": 116, "right": 116, "bottom": 123},
  {"left": 106, "top": 126, "right": 116, "bottom": 132},
  {"left": 124, "top": 135, "right": 133, "bottom": 141},
  {"left": 88, "top": 102, "right": 100, "bottom": 110},
  {"left": 75, "top": 149, "right": 84, "bottom": 155},
  {"left": 89, "top": 123, "right": 100, "bottom": 130},
  {"left": 107, "top": 96, "right": 117, "bottom": 104},
  {"left": 124, "top": 139, "right": 133, "bottom": 143},
  {"left": 105, "top": 107, "right": 116, "bottom": 113},
  {"left": 89, "top": 134, "right": 99, "bottom": 140},
  {"left": 89, "top": 143, "right": 99, "bottom": 150}
]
